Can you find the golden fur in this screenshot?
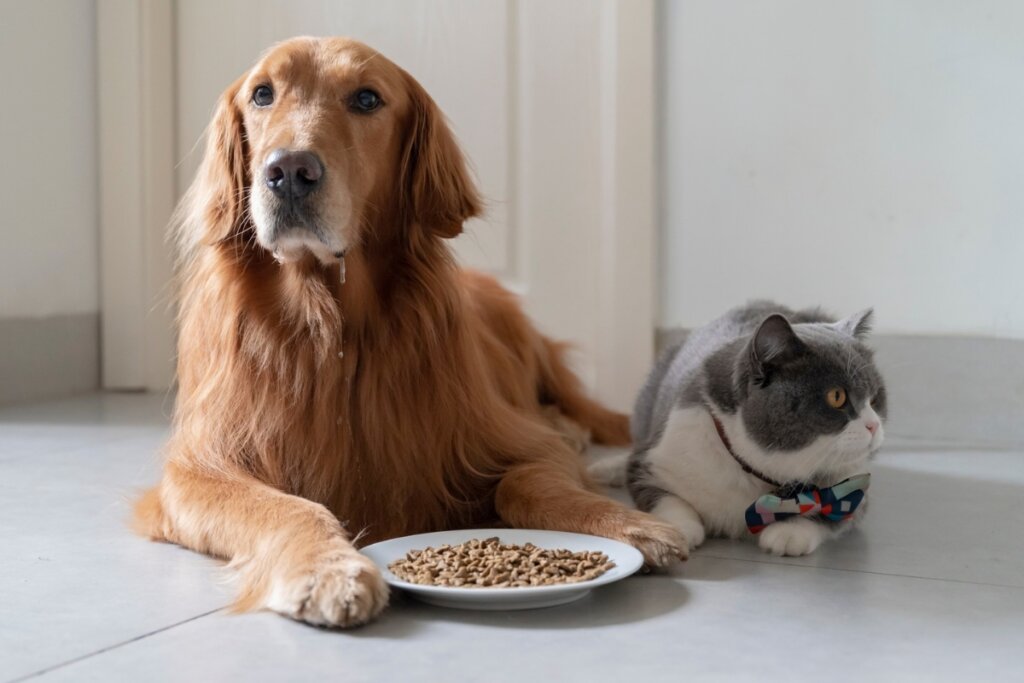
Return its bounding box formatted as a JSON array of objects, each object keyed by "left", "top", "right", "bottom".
[{"left": 136, "top": 37, "right": 684, "bottom": 627}]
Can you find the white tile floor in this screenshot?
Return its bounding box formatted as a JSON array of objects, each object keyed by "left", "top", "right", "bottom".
[{"left": 1, "top": 393, "right": 1022, "bottom": 682}]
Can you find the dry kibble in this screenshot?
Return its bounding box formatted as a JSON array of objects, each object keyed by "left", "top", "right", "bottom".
[{"left": 388, "top": 537, "right": 615, "bottom": 588}]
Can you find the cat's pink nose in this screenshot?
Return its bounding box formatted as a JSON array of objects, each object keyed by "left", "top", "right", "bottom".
[{"left": 865, "top": 420, "right": 880, "bottom": 435}]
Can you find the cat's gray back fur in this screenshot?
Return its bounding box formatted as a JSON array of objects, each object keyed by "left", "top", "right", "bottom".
[{"left": 632, "top": 301, "right": 828, "bottom": 450}]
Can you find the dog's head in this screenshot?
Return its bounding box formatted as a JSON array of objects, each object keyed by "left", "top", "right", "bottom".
[{"left": 181, "top": 37, "right": 481, "bottom": 263}]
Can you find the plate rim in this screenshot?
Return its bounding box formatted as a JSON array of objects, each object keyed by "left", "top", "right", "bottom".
[{"left": 361, "top": 528, "right": 644, "bottom": 597}]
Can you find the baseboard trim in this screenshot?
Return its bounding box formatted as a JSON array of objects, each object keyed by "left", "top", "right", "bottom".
[
  {"left": 0, "top": 313, "right": 100, "bottom": 406},
  {"left": 656, "top": 328, "right": 1024, "bottom": 448}
]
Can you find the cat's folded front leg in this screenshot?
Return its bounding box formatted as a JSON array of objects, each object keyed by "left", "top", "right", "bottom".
[{"left": 650, "top": 494, "right": 706, "bottom": 551}]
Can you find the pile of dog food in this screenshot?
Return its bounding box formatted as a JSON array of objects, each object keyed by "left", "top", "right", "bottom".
[{"left": 388, "top": 537, "right": 615, "bottom": 588}]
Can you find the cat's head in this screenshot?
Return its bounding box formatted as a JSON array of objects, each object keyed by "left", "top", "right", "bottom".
[{"left": 735, "top": 310, "right": 887, "bottom": 475}]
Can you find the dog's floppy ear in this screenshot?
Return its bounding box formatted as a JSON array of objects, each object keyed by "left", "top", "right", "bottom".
[
  {"left": 175, "top": 75, "right": 249, "bottom": 254},
  {"left": 400, "top": 73, "right": 482, "bottom": 238}
]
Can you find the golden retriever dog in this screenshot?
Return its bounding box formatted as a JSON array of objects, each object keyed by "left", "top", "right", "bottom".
[{"left": 135, "top": 37, "right": 684, "bottom": 628}]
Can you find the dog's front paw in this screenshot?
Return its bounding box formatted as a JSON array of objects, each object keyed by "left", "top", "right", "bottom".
[
  {"left": 267, "top": 545, "right": 389, "bottom": 628},
  {"left": 611, "top": 510, "right": 689, "bottom": 567},
  {"left": 758, "top": 518, "right": 826, "bottom": 557}
]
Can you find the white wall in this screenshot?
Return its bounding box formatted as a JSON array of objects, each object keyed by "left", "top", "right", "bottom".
[
  {"left": 659, "top": 1, "right": 1024, "bottom": 339},
  {"left": 0, "top": 0, "right": 98, "bottom": 318}
]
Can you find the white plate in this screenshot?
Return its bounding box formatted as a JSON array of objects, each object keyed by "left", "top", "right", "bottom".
[{"left": 362, "top": 529, "right": 644, "bottom": 611}]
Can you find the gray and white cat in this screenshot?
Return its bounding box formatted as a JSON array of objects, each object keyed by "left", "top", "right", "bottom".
[{"left": 594, "top": 301, "right": 886, "bottom": 556}]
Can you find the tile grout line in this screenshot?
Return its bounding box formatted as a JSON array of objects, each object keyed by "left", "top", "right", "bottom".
[
  {"left": 8, "top": 606, "right": 229, "bottom": 683},
  {"left": 695, "top": 552, "right": 1024, "bottom": 590}
]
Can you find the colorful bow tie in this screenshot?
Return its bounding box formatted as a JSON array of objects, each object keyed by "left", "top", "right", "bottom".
[{"left": 745, "top": 473, "right": 871, "bottom": 534}]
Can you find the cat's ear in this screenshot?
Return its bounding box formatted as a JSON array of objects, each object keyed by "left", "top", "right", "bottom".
[
  {"left": 834, "top": 308, "right": 874, "bottom": 340},
  {"left": 750, "top": 314, "right": 803, "bottom": 385}
]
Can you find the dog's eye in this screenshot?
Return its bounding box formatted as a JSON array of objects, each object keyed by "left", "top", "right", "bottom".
[
  {"left": 350, "top": 88, "right": 382, "bottom": 113},
  {"left": 252, "top": 85, "right": 274, "bottom": 107}
]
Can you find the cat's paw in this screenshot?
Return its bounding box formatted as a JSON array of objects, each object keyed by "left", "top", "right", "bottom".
[
  {"left": 758, "top": 518, "right": 826, "bottom": 557},
  {"left": 265, "top": 545, "right": 389, "bottom": 628},
  {"left": 651, "top": 495, "right": 706, "bottom": 551},
  {"left": 677, "top": 518, "right": 706, "bottom": 551}
]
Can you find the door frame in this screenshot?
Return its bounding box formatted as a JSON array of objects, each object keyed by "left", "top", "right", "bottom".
[
  {"left": 97, "top": 0, "right": 656, "bottom": 407},
  {"left": 97, "top": 0, "right": 176, "bottom": 390},
  {"left": 594, "top": 0, "right": 657, "bottom": 410}
]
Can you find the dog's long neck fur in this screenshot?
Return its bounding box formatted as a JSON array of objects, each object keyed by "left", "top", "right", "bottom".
[{"left": 172, "top": 221, "right": 504, "bottom": 543}]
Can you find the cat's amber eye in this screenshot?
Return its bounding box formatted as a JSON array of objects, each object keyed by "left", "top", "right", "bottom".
[{"left": 826, "top": 387, "right": 847, "bottom": 409}]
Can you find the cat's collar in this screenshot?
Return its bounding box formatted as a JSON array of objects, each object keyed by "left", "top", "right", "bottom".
[{"left": 709, "top": 410, "right": 796, "bottom": 490}]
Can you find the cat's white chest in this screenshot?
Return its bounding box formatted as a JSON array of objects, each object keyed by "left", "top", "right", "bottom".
[{"left": 645, "top": 406, "right": 771, "bottom": 538}]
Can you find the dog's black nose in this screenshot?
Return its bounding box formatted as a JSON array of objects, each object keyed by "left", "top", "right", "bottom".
[{"left": 264, "top": 149, "right": 323, "bottom": 199}]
